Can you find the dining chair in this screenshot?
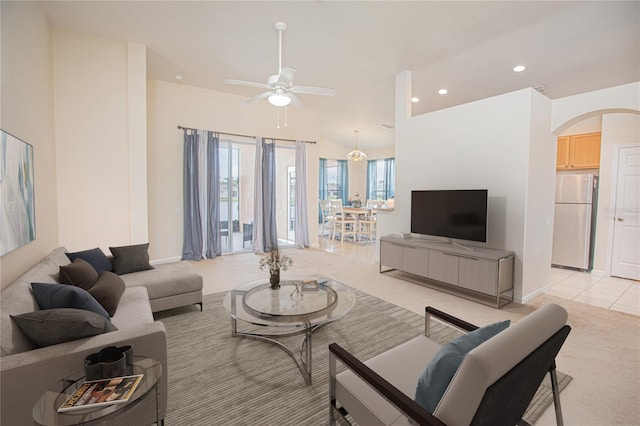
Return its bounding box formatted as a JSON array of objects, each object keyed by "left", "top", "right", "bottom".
[
  {"left": 330, "top": 200, "right": 357, "bottom": 242},
  {"left": 357, "top": 208, "right": 376, "bottom": 241},
  {"left": 319, "top": 200, "right": 335, "bottom": 238}
]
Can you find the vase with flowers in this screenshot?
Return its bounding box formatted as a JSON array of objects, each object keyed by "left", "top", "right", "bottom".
[{"left": 259, "top": 250, "right": 293, "bottom": 290}]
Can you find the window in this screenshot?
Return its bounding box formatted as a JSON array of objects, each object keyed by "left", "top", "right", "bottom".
[
  {"left": 319, "top": 158, "right": 348, "bottom": 201},
  {"left": 366, "top": 158, "right": 395, "bottom": 201}
]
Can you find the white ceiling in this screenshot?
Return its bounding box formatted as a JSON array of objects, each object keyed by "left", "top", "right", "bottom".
[{"left": 40, "top": 1, "right": 639, "bottom": 150}]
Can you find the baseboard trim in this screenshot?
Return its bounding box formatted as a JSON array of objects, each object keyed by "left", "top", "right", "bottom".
[
  {"left": 151, "top": 256, "right": 182, "bottom": 265},
  {"left": 519, "top": 284, "right": 552, "bottom": 304}
]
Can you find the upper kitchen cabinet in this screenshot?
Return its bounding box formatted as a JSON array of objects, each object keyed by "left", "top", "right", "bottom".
[{"left": 556, "top": 132, "right": 601, "bottom": 170}]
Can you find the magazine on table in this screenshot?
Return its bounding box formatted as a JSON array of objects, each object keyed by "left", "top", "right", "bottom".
[{"left": 58, "top": 374, "right": 144, "bottom": 412}]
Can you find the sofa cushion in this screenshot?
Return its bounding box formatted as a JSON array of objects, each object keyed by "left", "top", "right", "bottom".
[
  {"left": 31, "top": 282, "right": 110, "bottom": 320},
  {"left": 109, "top": 243, "right": 153, "bottom": 275},
  {"left": 0, "top": 249, "right": 67, "bottom": 356},
  {"left": 87, "top": 272, "right": 126, "bottom": 316},
  {"left": 415, "top": 320, "right": 510, "bottom": 413},
  {"left": 66, "top": 247, "right": 112, "bottom": 274},
  {"left": 119, "top": 261, "right": 202, "bottom": 300},
  {"left": 110, "top": 287, "right": 155, "bottom": 329},
  {"left": 10, "top": 308, "right": 117, "bottom": 348},
  {"left": 59, "top": 258, "right": 98, "bottom": 290}
]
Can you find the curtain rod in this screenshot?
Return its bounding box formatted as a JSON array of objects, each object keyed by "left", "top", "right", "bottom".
[{"left": 177, "top": 125, "right": 316, "bottom": 144}]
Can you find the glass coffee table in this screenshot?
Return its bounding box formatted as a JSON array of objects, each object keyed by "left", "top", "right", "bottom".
[{"left": 222, "top": 276, "right": 355, "bottom": 385}]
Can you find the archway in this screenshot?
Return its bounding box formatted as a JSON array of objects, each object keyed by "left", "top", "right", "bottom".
[{"left": 551, "top": 108, "right": 640, "bottom": 278}]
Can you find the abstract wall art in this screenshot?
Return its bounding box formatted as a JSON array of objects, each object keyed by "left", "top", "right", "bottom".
[{"left": 1, "top": 130, "right": 35, "bottom": 256}]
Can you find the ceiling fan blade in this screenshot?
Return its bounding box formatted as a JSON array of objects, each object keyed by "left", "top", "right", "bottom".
[
  {"left": 225, "top": 79, "right": 272, "bottom": 90},
  {"left": 243, "top": 91, "right": 273, "bottom": 105},
  {"left": 277, "top": 68, "right": 297, "bottom": 86},
  {"left": 287, "top": 93, "right": 304, "bottom": 108},
  {"left": 290, "top": 85, "right": 335, "bottom": 96}
]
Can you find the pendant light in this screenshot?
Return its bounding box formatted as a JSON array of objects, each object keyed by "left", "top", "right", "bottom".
[{"left": 347, "top": 130, "right": 367, "bottom": 161}]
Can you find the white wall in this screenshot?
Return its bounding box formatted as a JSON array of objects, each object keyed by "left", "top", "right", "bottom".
[
  {"left": 0, "top": 2, "right": 58, "bottom": 287},
  {"left": 522, "top": 91, "right": 556, "bottom": 301},
  {"left": 53, "top": 30, "right": 148, "bottom": 253},
  {"left": 393, "top": 77, "right": 553, "bottom": 300},
  {"left": 146, "top": 80, "right": 320, "bottom": 261},
  {"left": 552, "top": 82, "right": 640, "bottom": 133}
]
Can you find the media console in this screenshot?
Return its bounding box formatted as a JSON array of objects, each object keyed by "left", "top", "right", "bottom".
[{"left": 379, "top": 236, "right": 514, "bottom": 308}]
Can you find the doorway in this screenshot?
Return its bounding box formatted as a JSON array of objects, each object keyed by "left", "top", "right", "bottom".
[
  {"left": 219, "top": 140, "right": 255, "bottom": 253},
  {"left": 610, "top": 144, "right": 640, "bottom": 280}
]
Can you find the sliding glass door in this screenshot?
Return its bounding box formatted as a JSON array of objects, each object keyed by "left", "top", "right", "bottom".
[
  {"left": 216, "top": 139, "right": 296, "bottom": 252},
  {"left": 275, "top": 146, "right": 296, "bottom": 247},
  {"left": 219, "top": 140, "right": 255, "bottom": 253}
]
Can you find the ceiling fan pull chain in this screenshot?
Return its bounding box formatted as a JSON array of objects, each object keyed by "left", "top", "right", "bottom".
[
  {"left": 277, "top": 106, "right": 281, "bottom": 129},
  {"left": 284, "top": 106, "right": 288, "bottom": 127}
]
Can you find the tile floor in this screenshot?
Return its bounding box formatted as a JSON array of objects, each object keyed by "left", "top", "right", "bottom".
[
  {"left": 548, "top": 267, "right": 640, "bottom": 316},
  {"left": 317, "top": 236, "right": 640, "bottom": 316}
]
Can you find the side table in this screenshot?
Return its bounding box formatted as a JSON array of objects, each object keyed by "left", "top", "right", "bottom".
[{"left": 32, "top": 357, "right": 162, "bottom": 426}]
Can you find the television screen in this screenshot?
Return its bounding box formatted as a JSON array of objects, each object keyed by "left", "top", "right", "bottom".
[{"left": 411, "top": 190, "right": 488, "bottom": 242}]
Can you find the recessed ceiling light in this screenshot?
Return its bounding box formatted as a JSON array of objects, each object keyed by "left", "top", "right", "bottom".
[
  {"left": 513, "top": 65, "right": 526, "bottom": 73},
  {"left": 175, "top": 74, "right": 183, "bottom": 81},
  {"left": 438, "top": 89, "right": 448, "bottom": 95},
  {"left": 410, "top": 97, "right": 420, "bottom": 103}
]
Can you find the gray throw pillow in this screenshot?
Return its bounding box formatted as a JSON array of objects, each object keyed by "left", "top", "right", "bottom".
[
  {"left": 31, "top": 282, "right": 110, "bottom": 320},
  {"left": 109, "top": 243, "right": 154, "bottom": 275},
  {"left": 11, "top": 308, "right": 117, "bottom": 348},
  {"left": 59, "top": 258, "right": 99, "bottom": 290},
  {"left": 88, "top": 271, "right": 126, "bottom": 316}
]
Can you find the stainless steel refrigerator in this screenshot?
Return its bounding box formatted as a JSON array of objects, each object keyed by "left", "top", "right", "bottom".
[{"left": 551, "top": 174, "right": 598, "bottom": 271}]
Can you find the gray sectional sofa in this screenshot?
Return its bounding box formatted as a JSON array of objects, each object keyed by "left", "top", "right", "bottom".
[{"left": 0, "top": 247, "right": 203, "bottom": 425}]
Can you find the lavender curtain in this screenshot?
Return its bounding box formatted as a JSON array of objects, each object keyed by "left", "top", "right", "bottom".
[
  {"left": 253, "top": 138, "right": 278, "bottom": 253},
  {"left": 295, "top": 141, "right": 309, "bottom": 248},
  {"left": 182, "top": 129, "right": 221, "bottom": 260}
]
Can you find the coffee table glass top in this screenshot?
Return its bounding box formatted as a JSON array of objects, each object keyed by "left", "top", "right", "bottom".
[{"left": 222, "top": 276, "right": 355, "bottom": 327}]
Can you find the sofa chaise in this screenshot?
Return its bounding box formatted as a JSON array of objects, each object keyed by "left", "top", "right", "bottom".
[{"left": 0, "top": 246, "right": 203, "bottom": 425}]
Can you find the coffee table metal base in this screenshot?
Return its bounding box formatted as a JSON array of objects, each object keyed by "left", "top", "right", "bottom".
[{"left": 230, "top": 317, "right": 326, "bottom": 385}]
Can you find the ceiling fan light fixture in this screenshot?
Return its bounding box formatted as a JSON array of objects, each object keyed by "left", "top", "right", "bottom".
[
  {"left": 347, "top": 130, "right": 367, "bottom": 161},
  {"left": 268, "top": 94, "right": 291, "bottom": 107}
]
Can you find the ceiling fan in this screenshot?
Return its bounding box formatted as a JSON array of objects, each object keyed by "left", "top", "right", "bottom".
[{"left": 225, "top": 21, "right": 335, "bottom": 108}]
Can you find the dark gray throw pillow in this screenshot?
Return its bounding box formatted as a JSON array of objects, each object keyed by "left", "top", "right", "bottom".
[
  {"left": 59, "top": 258, "right": 99, "bottom": 290},
  {"left": 88, "top": 271, "right": 126, "bottom": 316},
  {"left": 11, "top": 308, "right": 117, "bottom": 348},
  {"left": 66, "top": 247, "right": 113, "bottom": 274},
  {"left": 109, "top": 243, "right": 154, "bottom": 275},
  {"left": 31, "top": 282, "right": 110, "bottom": 320}
]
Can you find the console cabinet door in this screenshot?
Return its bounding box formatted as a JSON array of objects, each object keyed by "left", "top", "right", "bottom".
[
  {"left": 459, "top": 257, "right": 498, "bottom": 296},
  {"left": 380, "top": 240, "right": 403, "bottom": 270},
  {"left": 427, "top": 251, "right": 459, "bottom": 285},
  {"left": 402, "top": 246, "right": 429, "bottom": 277}
]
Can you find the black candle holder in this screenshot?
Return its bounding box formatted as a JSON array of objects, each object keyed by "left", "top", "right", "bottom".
[{"left": 84, "top": 345, "right": 133, "bottom": 380}]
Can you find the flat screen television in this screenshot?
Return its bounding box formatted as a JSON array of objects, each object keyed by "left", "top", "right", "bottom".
[{"left": 411, "top": 189, "right": 488, "bottom": 243}]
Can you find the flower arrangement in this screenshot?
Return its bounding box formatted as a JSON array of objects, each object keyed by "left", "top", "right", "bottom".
[{"left": 259, "top": 249, "right": 293, "bottom": 272}]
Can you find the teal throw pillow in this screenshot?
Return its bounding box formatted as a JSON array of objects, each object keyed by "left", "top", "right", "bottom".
[
  {"left": 415, "top": 320, "right": 510, "bottom": 413},
  {"left": 31, "top": 282, "right": 110, "bottom": 320}
]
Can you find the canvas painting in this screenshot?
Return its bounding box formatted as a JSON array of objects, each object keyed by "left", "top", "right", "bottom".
[{"left": 1, "top": 130, "right": 35, "bottom": 256}]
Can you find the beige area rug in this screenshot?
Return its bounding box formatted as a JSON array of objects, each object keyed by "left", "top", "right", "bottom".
[{"left": 155, "top": 287, "right": 571, "bottom": 425}]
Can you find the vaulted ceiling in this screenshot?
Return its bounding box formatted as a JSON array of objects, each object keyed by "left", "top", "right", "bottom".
[{"left": 40, "top": 1, "right": 639, "bottom": 149}]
